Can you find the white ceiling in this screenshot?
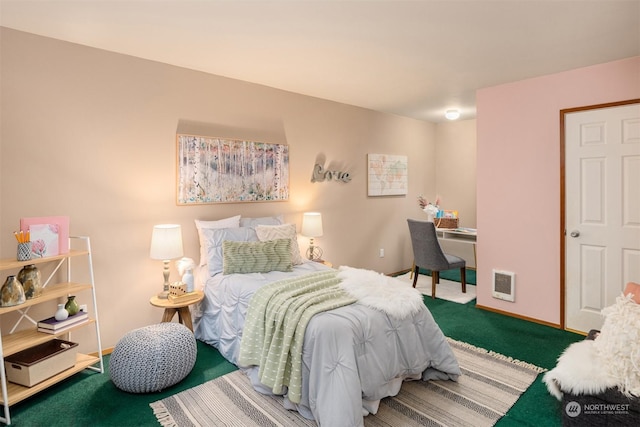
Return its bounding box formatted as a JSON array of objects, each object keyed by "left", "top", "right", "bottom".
[{"left": 1, "top": 0, "right": 638, "bottom": 122}]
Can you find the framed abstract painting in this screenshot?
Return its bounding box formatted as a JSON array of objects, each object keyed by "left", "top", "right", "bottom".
[{"left": 177, "top": 134, "right": 290, "bottom": 205}]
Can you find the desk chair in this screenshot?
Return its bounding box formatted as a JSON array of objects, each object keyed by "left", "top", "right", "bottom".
[{"left": 407, "top": 219, "right": 466, "bottom": 299}]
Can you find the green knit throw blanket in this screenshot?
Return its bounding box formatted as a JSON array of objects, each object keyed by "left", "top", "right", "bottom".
[{"left": 238, "top": 270, "right": 356, "bottom": 403}]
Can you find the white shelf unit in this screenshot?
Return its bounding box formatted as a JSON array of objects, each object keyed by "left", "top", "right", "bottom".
[{"left": 0, "top": 236, "right": 103, "bottom": 425}]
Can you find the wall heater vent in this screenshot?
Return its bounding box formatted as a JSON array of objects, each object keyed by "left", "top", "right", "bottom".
[{"left": 492, "top": 269, "right": 515, "bottom": 302}]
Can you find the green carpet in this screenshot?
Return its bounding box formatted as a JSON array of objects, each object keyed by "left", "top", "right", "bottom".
[
  {"left": 9, "top": 300, "right": 581, "bottom": 426},
  {"left": 8, "top": 341, "right": 237, "bottom": 426},
  {"left": 422, "top": 297, "right": 582, "bottom": 427}
]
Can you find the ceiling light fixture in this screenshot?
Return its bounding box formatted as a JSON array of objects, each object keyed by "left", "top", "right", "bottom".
[{"left": 445, "top": 109, "right": 461, "bottom": 120}]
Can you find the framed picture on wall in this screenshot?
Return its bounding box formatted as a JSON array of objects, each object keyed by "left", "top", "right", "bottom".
[
  {"left": 367, "top": 153, "right": 408, "bottom": 196},
  {"left": 177, "top": 134, "right": 290, "bottom": 204}
]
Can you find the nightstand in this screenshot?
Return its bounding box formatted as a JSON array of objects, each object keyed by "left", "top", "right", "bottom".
[
  {"left": 149, "top": 290, "right": 204, "bottom": 332},
  {"left": 314, "top": 259, "right": 333, "bottom": 268}
]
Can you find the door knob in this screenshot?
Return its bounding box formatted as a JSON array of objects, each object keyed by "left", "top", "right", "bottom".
[{"left": 570, "top": 230, "right": 580, "bottom": 238}]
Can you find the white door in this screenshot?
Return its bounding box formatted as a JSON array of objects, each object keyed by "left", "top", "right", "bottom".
[{"left": 565, "top": 102, "right": 640, "bottom": 333}]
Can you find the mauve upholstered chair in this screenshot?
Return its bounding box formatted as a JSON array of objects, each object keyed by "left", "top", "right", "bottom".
[{"left": 407, "top": 219, "right": 466, "bottom": 299}]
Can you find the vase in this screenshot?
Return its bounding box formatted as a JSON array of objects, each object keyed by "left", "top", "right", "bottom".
[
  {"left": 17, "top": 264, "right": 42, "bottom": 299},
  {"left": 182, "top": 269, "right": 194, "bottom": 293},
  {"left": 54, "top": 303, "right": 69, "bottom": 321},
  {"left": 65, "top": 295, "right": 80, "bottom": 316},
  {"left": 1, "top": 275, "right": 26, "bottom": 307}
]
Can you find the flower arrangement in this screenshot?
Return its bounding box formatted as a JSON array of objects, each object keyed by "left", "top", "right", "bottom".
[
  {"left": 31, "top": 239, "right": 47, "bottom": 258},
  {"left": 418, "top": 195, "right": 441, "bottom": 218}
]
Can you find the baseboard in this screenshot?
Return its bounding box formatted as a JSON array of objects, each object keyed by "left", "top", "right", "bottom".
[
  {"left": 475, "top": 304, "right": 561, "bottom": 329},
  {"left": 389, "top": 268, "right": 412, "bottom": 277},
  {"left": 564, "top": 327, "right": 589, "bottom": 337},
  {"left": 89, "top": 347, "right": 114, "bottom": 357}
]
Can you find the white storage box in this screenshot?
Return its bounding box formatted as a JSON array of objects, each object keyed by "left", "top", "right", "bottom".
[{"left": 4, "top": 339, "right": 78, "bottom": 387}]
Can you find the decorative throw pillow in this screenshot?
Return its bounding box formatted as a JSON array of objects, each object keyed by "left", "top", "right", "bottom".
[
  {"left": 195, "top": 215, "right": 241, "bottom": 266},
  {"left": 255, "top": 223, "right": 304, "bottom": 265},
  {"left": 203, "top": 227, "right": 258, "bottom": 276},
  {"left": 222, "top": 239, "right": 292, "bottom": 275},
  {"left": 239, "top": 215, "right": 284, "bottom": 228},
  {"left": 623, "top": 282, "right": 640, "bottom": 304}
]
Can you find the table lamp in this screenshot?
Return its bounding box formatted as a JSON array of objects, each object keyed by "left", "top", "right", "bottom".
[
  {"left": 150, "top": 224, "right": 184, "bottom": 299},
  {"left": 301, "top": 212, "right": 323, "bottom": 261}
]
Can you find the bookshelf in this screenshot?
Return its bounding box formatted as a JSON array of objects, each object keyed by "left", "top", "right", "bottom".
[{"left": 0, "top": 237, "right": 103, "bottom": 425}]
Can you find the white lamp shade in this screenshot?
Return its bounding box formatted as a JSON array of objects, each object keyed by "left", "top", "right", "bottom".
[
  {"left": 301, "top": 212, "right": 323, "bottom": 237},
  {"left": 150, "top": 224, "right": 184, "bottom": 260}
]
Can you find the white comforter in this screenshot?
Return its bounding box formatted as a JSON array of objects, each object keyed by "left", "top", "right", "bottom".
[{"left": 193, "top": 261, "right": 460, "bottom": 426}]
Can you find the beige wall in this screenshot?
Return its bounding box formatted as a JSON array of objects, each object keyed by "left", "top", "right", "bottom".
[
  {"left": 435, "top": 119, "right": 477, "bottom": 266},
  {"left": 1, "top": 28, "right": 478, "bottom": 349}
]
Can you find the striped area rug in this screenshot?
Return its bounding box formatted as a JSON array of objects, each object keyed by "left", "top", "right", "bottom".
[{"left": 150, "top": 338, "right": 545, "bottom": 427}]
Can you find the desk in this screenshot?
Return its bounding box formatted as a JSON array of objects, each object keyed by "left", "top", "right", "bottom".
[{"left": 436, "top": 228, "right": 477, "bottom": 267}]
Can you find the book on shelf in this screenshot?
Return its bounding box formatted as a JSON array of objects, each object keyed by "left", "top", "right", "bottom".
[
  {"left": 37, "top": 318, "right": 89, "bottom": 334},
  {"left": 168, "top": 291, "right": 201, "bottom": 304},
  {"left": 37, "top": 311, "right": 89, "bottom": 330}
]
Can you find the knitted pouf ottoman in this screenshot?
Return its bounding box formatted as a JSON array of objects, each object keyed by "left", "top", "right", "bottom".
[{"left": 109, "top": 322, "right": 197, "bottom": 393}]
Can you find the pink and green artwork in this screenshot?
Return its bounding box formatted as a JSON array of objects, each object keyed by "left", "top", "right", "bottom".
[{"left": 177, "top": 135, "right": 289, "bottom": 204}]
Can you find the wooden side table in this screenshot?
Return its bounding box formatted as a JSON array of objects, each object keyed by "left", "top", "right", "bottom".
[
  {"left": 149, "top": 291, "right": 204, "bottom": 332},
  {"left": 314, "top": 259, "right": 333, "bottom": 268}
]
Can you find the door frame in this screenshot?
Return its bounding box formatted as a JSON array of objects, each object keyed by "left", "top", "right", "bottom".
[{"left": 559, "top": 98, "right": 640, "bottom": 331}]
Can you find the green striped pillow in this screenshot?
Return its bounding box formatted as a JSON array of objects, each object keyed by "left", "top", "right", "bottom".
[{"left": 222, "top": 238, "right": 293, "bottom": 274}]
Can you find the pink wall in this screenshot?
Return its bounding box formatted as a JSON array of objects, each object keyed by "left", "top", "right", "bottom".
[{"left": 476, "top": 57, "right": 640, "bottom": 326}]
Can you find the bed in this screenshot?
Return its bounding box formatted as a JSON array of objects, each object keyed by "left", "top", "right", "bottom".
[{"left": 192, "top": 216, "right": 460, "bottom": 426}]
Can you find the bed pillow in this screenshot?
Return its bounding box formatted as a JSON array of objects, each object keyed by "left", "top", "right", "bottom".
[
  {"left": 203, "top": 227, "right": 258, "bottom": 276},
  {"left": 255, "top": 223, "right": 304, "bottom": 265},
  {"left": 222, "top": 238, "right": 292, "bottom": 274},
  {"left": 195, "top": 215, "right": 241, "bottom": 266},
  {"left": 239, "top": 215, "right": 284, "bottom": 228}
]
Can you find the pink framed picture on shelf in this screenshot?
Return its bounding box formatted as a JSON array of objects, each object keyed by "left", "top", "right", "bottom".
[{"left": 20, "top": 216, "right": 70, "bottom": 256}]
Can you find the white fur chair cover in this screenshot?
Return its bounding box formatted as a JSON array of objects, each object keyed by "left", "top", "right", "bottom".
[{"left": 543, "top": 295, "right": 640, "bottom": 400}]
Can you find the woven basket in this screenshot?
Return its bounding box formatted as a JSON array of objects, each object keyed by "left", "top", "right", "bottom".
[{"left": 434, "top": 217, "right": 458, "bottom": 229}]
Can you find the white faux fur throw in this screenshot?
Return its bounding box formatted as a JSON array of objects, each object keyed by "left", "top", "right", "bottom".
[
  {"left": 543, "top": 340, "right": 618, "bottom": 400},
  {"left": 543, "top": 295, "right": 640, "bottom": 400},
  {"left": 337, "top": 266, "right": 424, "bottom": 320},
  {"left": 593, "top": 295, "right": 640, "bottom": 397}
]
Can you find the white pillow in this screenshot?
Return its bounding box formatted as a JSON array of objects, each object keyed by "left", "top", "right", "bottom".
[
  {"left": 239, "top": 215, "right": 284, "bottom": 228},
  {"left": 195, "top": 215, "right": 241, "bottom": 266},
  {"left": 255, "top": 223, "right": 304, "bottom": 265},
  {"left": 203, "top": 227, "right": 259, "bottom": 276}
]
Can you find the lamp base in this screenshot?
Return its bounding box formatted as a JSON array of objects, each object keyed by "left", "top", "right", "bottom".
[
  {"left": 157, "top": 290, "right": 170, "bottom": 299},
  {"left": 306, "top": 246, "right": 323, "bottom": 262}
]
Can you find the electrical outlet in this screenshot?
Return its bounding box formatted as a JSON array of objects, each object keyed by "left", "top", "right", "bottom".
[
  {"left": 79, "top": 304, "right": 88, "bottom": 312},
  {"left": 379, "top": 248, "right": 385, "bottom": 258}
]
